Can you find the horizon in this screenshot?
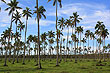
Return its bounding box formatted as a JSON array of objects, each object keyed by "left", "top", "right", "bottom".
[{"left": 0, "top": 0, "right": 110, "bottom": 55}]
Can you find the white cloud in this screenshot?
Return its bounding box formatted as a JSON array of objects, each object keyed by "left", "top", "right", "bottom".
[{"left": 0, "top": 24, "right": 8, "bottom": 27}]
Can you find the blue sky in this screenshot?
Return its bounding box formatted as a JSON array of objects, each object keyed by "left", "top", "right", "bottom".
[{"left": 0, "top": 0, "right": 110, "bottom": 51}]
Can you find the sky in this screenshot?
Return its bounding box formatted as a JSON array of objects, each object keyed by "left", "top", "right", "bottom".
[{"left": 0, "top": 0, "right": 110, "bottom": 54}]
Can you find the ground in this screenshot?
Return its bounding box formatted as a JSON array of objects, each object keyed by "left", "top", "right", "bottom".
[{"left": 0, "top": 59, "right": 110, "bottom": 73}]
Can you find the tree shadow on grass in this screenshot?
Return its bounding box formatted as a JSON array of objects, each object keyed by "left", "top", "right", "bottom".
[{"left": 0, "top": 67, "right": 42, "bottom": 73}]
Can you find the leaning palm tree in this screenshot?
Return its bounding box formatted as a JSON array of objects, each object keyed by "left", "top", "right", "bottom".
[
  {"left": 22, "top": 7, "right": 32, "bottom": 64},
  {"left": 48, "top": 0, "right": 62, "bottom": 66},
  {"left": 34, "top": 1, "right": 46, "bottom": 68}
]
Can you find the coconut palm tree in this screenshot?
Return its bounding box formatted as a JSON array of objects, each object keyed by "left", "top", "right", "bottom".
[
  {"left": 81, "top": 38, "right": 86, "bottom": 55},
  {"left": 34, "top": 1, "right": 46, "bottom": 68},
  {"left": 64, "top": 19, "right": 71, "bottom": 61},
  {"left": 79, "top": 26, "right": 83, "bottom": 49},
  {"left": 90, "top": 32, "right": 95, "bottom": 53},
  {"left": 41, "top": 32, "right": 47, "bottom": 56},
  {"left": 22, "top": 7, "right": 32, "bottom": 64},
  {"left": 4, "top": 0, "right": 22, "bottom": 66},
  {"left": 12, "top": 10, "right": 21, "bottom": 64},
  {"left": 57, "top": 29, "right": 63, "bottom": 61},
  {"left": 1, "top": 29, "right": 10, "bottom": 66},
  {"left": 107, "top": 44, "right": 110, "bottom": 60},
  {"left": 70, "top": 12, "right": 82, "bottom": 63},
  {"left": 58, "top": 17, "right": 65, "bottom": 31},
  {"left": 27, "top": 35, "right": 33, "bottom": 62},
  {"left": 58, "top": 17, "right": 65, "bottom": 61},
  {"left": 48, "top": 0, "right": 62, "bottom": 66},
  {"left": 97, "top": 38, "right": 102, "bottom": 62},
  {"left": 102, "top": 28, "right": 109, "bottom": 61},
  {"left": 85, "top": 30, "right": 91, "bottom": 54},
  {"left": 71, "top": 34, "right": 77, "bottom": 62}
]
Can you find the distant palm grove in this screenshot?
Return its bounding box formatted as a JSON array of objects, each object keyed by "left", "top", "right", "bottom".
[{"left": 0, "top": 0, "right": 110, "bottom": 72}]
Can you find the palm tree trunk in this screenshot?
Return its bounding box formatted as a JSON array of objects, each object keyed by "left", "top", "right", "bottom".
[
  {"left": 56, "top": 0, "right": 59, "bottom": 66},
  {"left": 4, "top": 42, "right": 8, "bottom": 66},
  {"left": 23, "top": 18, "right": 27, "bottom": 65},
  {"left": 66, "top": 27, "right": 69, "bottom": 61},
  {"left": 8, "top": 12, "right": 14, "bottom": 62},
  {"left": 16, "top": 50, "right": 19, "bottom": 63},
  {"left": 103, "top": 38, "right": 105, "bottom": 61},
  {"left": 60, "top": 37, "right": 62, "bottom": 62},
  {"left": 36, "top": 0, "right": 42, "bottom": 69},
  {"left": 93, "top": 38, "right": 95, "bottom": 61}
]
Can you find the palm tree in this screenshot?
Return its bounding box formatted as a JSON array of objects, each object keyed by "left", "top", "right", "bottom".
[
  {"left": 70, "top": 12, "right": 82, "bottom": 63},
  {"left": 62, "top": 38, "right": 65, "bottom": 60},
  {"left": 22, "top": 7, "right": 32, "bottom": 64},
  {"left": 85, "top": 30, "right": 91, "bottom": 61},
  {"left": 97, "top": 38, "right": 102, "bottom": 62},
  {"left": 41, "top": 32, "right": 47, "bottom": 59},
  {"left": 27, "top": 35, "right": 33, "bottom": 62},
  {"left": 4, "top": 0, "right": 22, "bottom": 66},
  {"left": 81, "top": 38, "right": 86, "bottom": 55},
  {"left": 65, "top": 19, "right": 71, "bottom": 61},
  {"left": 48, "top": 0, "right": 62, "bottom": 66},
  {"left": 85, "top": 30, "right": 91, "bottom": 54},
  {"left": 58, "top": 17, "right": 65, "bottom": 31},
  {"left": 34, "top": 1, "right": 46, "bottom": 68},
  {"left": 58, "top": 17, "right": 65, "bottom": 62},
  {"left": 79, "top": 26, "right": 83, "bottom": 49},
  {"left": 1, "top": 28, "right": 10, "bottom": 66},
  {"left": 107, "top": 44, "right": 110, "bottom": 60},
  {"left": 90, "top": 32, "right": 95, "bottom": 53},
  {"left": 71, "top": 34, "right": 77, "bottom": 62},
  {"left": 12, "top": 10, "right": 21, "bottom": 64},
  {"left": 57, "top": 29, "right": 63, "bottom": 61}
]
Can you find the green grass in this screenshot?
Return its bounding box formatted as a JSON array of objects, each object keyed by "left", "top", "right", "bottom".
[{"left": 0, "top": 59, "right": 110, "bottom": 73}]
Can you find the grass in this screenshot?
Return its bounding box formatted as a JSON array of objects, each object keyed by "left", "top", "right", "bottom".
[{"left": 0, "top": 58, "right": 110, "bottom": 73}]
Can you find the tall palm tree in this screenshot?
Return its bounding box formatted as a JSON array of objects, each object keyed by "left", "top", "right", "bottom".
[
  {"left": 14, "top": 32, "right": 21, "bottom": 63},
  {"left": 34, "top": 0, "right": 46, "bottom": 68},
  {"left": 4, "top": 0, "right": 22, "bottom": 66},
  {"left": 48, "top": 0, "right": 62, "bottom": 66},
  {"left": 85, "top": 30, "right": 91, "bottom": 54},
  {"left": 102, "top": 28, "right": 109, "bottom": 61},
  {"left": 71, "top": 34, "right": 77, "bottom": 62},
  {"left": 65, "top": 19, "right": 71, "bottom": 61},
  {"left": 90, "top": 32, "right": 95, "bottom": 53},
  {"left": 22, "top": 7, "right": 32, "bottom": 64},
  {"left": 81, "top": 38, "right": 86, "bottom": 54},
  {"left": 70, "top": 12, "right": 82, "bottom": 63},
  {"left": 97, "top": 38, "right": 102, "bottom": 62},
  {"left": 79, "top": 26, "right": 83, "bottom": 49},
  {"left": 41, "top": 32, "right": 47, "bottom": 55},
  {"left": 12, "top": 10, "right": 21, "bottom": 64},
  {"left": 1, "top": 28, "right": 10, "bottom": 66},
  {"left": 57, "top": 29, "right": 63, "bottom": 61},
  {"left": 27, "top": 35, "right": 33, "bottom": 62},
  {"left": 58, "top": 17, "right": 65, "bottom": 62}
]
